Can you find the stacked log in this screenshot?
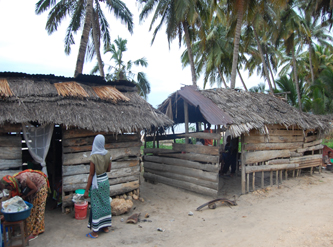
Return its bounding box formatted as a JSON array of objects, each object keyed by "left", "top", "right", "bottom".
[
  {"left": 62, "top": 129, "right": 141, "bottom": 208},
  {"left": 241, "top": 124, "right": 323, "bottom": 194},
  {"left": 0, "top": 124, "right": 22, "bottom": 177},
  {"left": 143, "top": 131, "right": 221, "bottom": 198}
]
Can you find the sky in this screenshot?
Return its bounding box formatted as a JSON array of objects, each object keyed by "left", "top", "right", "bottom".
[{"left": 0, "top": 1, "right": 262, "bottom": 108}]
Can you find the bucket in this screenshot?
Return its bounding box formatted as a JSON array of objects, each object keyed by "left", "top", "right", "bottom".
[
  {"left": 75, "top": 189, "right": 90, "bottom": 197},
  {"left": 74, "top": 201, "right": 88, "bottom": 220}
]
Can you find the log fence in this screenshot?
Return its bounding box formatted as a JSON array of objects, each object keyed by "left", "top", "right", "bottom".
[
  {"left": 241, "top": 125, "right": 323, "bottom": 194},
  {"left": 62, "top": 129, "right": 142, "bottom": 209}
]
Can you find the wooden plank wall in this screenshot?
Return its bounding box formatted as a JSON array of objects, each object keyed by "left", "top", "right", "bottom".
[
  {"left": 143, "top": 131, "right": 221, "bottom": 198},
  {"left": 0, "top": 124, "right": 22, "bottom": 177},
  {"left": 62, "top": 129, "right": 142, "bottom": 208},
  {"left": 241, "top": 124, "right": 323, "bottom": 194}
]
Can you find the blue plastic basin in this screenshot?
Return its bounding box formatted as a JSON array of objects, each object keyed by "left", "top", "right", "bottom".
[{"left": 1, "top": 201, "right": 33, "bottom": 222}]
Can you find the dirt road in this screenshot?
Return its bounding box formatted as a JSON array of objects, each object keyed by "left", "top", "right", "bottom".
[{"left": 29, "top": 169, "right": 333, "bottom": 247}]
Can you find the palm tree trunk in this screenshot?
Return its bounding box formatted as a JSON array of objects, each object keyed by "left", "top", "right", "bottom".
[
  {"left": 74, "top": 0, "right": 93, "bottom": 77},
  {"left": 252, "top": 25, "right": 273, "bottom": 94},
  {"left": 217, "top": 67, "right": 228, "bottom": 88},
  {"left": 183, "top": 21, "right": 197, "bottom": 86},
  {"left": 308, "top": 41, "right": 314, "bottom": 84},
  {"left": 266, "top": 53, "right": 276, "bottom": 89},
  {"left": 230, "top": 0, "right": 244, "bottom": 89},
  {"left": 92, "top": 10, "right": 104, "bottom": 78},
  {"left": 292, "top": 46, "right": 302, "bottom": 112},
  {"left": 237, "top": 67, "right": 247, "bottom": 91}
]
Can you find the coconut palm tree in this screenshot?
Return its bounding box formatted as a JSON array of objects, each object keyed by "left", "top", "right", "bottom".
[
  {"left": 35, "top": 0, "right": 133, "bottom": 77},
  {"left": 139, "top": 0, "right": 208, "bottom": 86},
  {"left": 180, "top": 18, "right": 233, "bottom": 89},
  {"left": 249, "top": 82, "right": 266, "bottom": 93},
  {"left": 309, "top": 67, "right": 333, "bottom": 114},
  {"left": 209, "top": 0, "right": 286, "bottom": 89},
  {"left": 274, "top": 3, "right": 304, "bottom": 112},
  {"left": 243, "top": 0, "right": 284, "bottom": 94},
  {"left": 303, "top": 0, "right": 333, "bottom": 22},
  {"left": 275, "top": 74, "right": 309, "bottom": 110},
  {"left": 91, "top": 36, "right": 151, "bottom": 99},
  {"left": 297, "top": 7, "right": 333, "bottom": 84}
]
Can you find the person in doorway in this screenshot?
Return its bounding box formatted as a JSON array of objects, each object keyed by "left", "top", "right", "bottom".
[
  {"left": 84, "top": 134, "right": 112, "bottom": 239},
  {"left": 0, "top": 169, "right": 50, "bottom": 241},
  {"left": 220, "top": 136, "right": 238, "bottom": 177},
  {"left": 204, "top": 123, "right": 213, "bottom": 146}
]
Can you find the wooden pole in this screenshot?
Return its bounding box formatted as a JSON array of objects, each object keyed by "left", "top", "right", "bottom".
[
  {"left": 171, "top": 126, "right": 176, "bottom": 143},
  {"left": 241, "top": 134, "right": 246, "bottom": 194},
  {"left": 270, "top": 171, "right": 273, "bottom": 186},
  {"left": 279, "top": 170, "right": 283, "bottom": 183},
  {"left": 156, "top": 129, "right": 160, "bottom": 148},
  {"left": 153, "top": 128, "right": 156, "bottom": 148},
  {"left": 144, "top": 130, "right": 147, "bottom": 150},
  {"left": 252, "top": 172, "right": 255, "bottom": 191},
  {"left": 276, "top": 171, "right": 278, "bottom": 186},
  {"left": 261, "top": 171, "right": 264, "bottom": 188},
  {"left": 184, "top": 101, "right": 189, "bottom": 144},
  {"left": 319, "top": 148, "right": 322, "bottom": 173},
  {"left": 246, "top": 173, "right": 249, "bottom": 193}
]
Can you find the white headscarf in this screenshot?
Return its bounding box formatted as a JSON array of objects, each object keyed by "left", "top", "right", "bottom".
[
  {"left": 90, "top": 134, "right": 108, "bottom": 190},
  {"left": 90, "top": 134, "right": 108, "bottom": 156}
]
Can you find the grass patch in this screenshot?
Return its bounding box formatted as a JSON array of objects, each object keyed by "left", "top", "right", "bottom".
[{"left": 323, "top": 138, "right": 333, "bottom": 149}]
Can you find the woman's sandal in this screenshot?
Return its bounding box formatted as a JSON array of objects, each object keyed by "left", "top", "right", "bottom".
[
  {"left": 86, "top": 232, "right": 98, "bottom": 239},
  {"left": 101, "top": 227, "right": 109, "bottom": 233},
  {"left": 28, "top": 235, "right": 38, "bottom": 241}
]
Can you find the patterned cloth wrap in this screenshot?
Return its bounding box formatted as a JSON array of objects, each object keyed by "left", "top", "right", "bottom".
[{"left": 1, "top": 175, "right": 21, "bottom": 197}]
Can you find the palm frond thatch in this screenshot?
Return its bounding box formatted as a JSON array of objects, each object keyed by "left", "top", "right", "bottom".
[
  {"left": 92, "top": 86, "right": 130, "bottom": 102},
  {"left": 0, "top": 73, "right": 172, "bottom": 132},
  {"left": 0, "top": 79, "right": 13, "bottom": 97},
  {"left": 54, "top": 81, "right": 90, "bottom": 98}
]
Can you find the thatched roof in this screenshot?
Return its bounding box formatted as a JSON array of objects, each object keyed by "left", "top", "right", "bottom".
[
  {"left": 0, "top": 72, "right": 173, "bottom": 133},
  {"left": 158, "top": 86, "right": 332, "bottom": 137}
]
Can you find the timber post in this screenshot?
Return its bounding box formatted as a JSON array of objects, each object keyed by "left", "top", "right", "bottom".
[{"left": 241, "top": 134, "right": 246, "bottom": 194}]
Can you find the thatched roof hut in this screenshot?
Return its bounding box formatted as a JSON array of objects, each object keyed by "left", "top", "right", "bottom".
[
  {"left": 0, "top": 72, "right": 173, "bottom": 210},
  {"left": 0, "top": 72, "right": 172, "bottom": 132},
  {"left": 143, "top": 86, "right": 332, "bottom": 196},
  {"left": 158, "top": 85, "right": 331, "bottom": 136}
]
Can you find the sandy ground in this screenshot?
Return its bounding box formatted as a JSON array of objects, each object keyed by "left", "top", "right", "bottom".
[{"left": 26, "top": 169, "right": 333, "bottom": 247}]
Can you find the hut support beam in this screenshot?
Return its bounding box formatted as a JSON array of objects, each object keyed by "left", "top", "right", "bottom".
[
  {"left": 184, "top": 101, "right": 189, "bottom": 144},
  {"left": 261, "top": 171, "right": 264, "bottom": 188},
  {"left": 270, "top": 171, "right": 273, "bottom": 186},
  {"left": 241, "top": 135, "right": 246, "bottom": 194}
]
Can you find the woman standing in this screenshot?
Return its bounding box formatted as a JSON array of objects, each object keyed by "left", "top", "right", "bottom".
[
  {"left": 1, "top": 169, "right": 50, "bottom": 241},
  {"left": 84, "top": 134, "right": 112, "bottom": 239}
]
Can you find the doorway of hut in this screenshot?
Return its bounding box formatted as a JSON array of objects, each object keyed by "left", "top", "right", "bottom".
[
  {"left": 218, "top": 134, "right": 242, "bottom": 198},
  {"left": 21, "top": 124, "right": 63, "bottom": 209}
]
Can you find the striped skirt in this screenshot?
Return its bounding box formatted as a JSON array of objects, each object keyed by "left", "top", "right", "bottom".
[{"left": 87, "top": 173, "right": 112, "bottom": 232}]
